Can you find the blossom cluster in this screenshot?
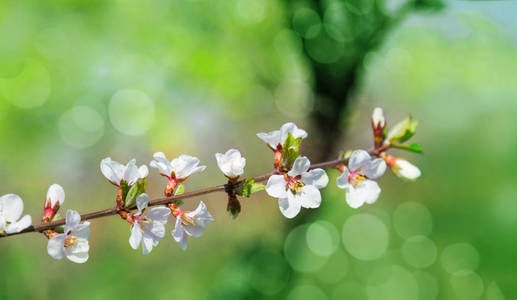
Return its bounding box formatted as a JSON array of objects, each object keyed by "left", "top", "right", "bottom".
[{"left": 0, "top": 107, "right": 422, "bottom": 264}]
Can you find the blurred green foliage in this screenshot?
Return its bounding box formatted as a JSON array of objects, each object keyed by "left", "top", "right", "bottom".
[{"left": 1, "top": 0, "right": 517, "bottom": 299}]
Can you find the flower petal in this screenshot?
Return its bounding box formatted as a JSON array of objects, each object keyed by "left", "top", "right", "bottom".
[
  {"left": 149, "top": 219, "right": 166, "bottom": 239},
  {"left": 138, "top": 165, "right": 149, "bottom": 179},
  {"left": 363, "top": 158, "right": 387, "bottom": 179},
  {"left": 47, "top": 184, "right": 65, "bottom": 207},
  {"left": 66, "top": 249, "right": 89, "bottom": 263},
  {"left": 346, "top": 180, "right": 381, "bottom": 208},
  {"left": 129, "top": 224, "right": 143, "bottom": 250},
  {"left": 47, "top": 234, "right": 65, "bottom": 260},
  {"left": 136, "top": 193, "right": 149, "bottom": 213},
  {"left": 301, "top": 168, "right": 329, "bottom": 189},
  {"left": 266, "top": 175, "right": 288, "bottom": 198},
  {"left": 349, "top": 150, "right": 371, "bottom": 171},
  {"left": 336, "top": 168, "right": 350, "bottom": 189},
  {"left": 146, "top": 207, "right": 170, "bottom": 224},
  {"left": 100, "top": 157, "right": 124, "bottom": 185},
  {"left": 73, "top": 222, "right": 90, "bottom": 240},
  {"left": 142, "top": 236, "right": 154, "bottom": 255},
  {"left": 0, "top": 194, "right": 23, "bottom": 222},
  {"left": 188, "top": 201, "right": 214, "bottom": 227},
  {"left": 124, "top": 159, "right": 139, "bottom": 186},
  {"left": 172, "top": 218, "right": 188, "bottom": 250},
  {"left": 278, "top": 194, "right": 301, "bottom": 219},
  {"left": 65, "top": 209, "right": 81, "bottom": 233},
  {"left": 171, "top": 155, "right": 205, "bottom": 179},
  {"left": 256, "top": 130, "right": 282, "bottom": 149},
  {"left": 5, "top": 214, "right": 32, "bottom": 234},
  {"left": 287, "top": 156, "right": 310, "bottom": 177},
  {"left": 298, "top": 185, "right": 322, "bottom": 208},
  {"left": 150, "top": 152, "right": 173, "bottom": 177},
  {"left": 64, "top": 238, "right": 90, "bottom": 263},
  {"left": 280, "top": 122, "right": 308, "bottom": 142}
]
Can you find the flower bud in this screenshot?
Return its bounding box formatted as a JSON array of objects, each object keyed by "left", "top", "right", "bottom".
[
  {"left": 371, "top": 107, "right": 386, "bottom": 148},
  {"left": 215, "top": 149, "right": 246, "bottom": 179},
  {"left": 386, "top": 116, "right": 418, "bottom": 144},
  {"left": 43, "top": 184, "right": 65, "bottom": 222},
  {"left": 382, "top": 153, "right": 421, "bottom": 180}
]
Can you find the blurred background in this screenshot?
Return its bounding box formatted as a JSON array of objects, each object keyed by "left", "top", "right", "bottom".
[{"left": 0, "top": 0, "right": 516, "bottom": 299}]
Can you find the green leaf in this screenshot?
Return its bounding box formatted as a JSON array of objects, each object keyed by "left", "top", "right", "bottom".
[
  {"left": 282, "top": 133, "right": 302, "bottom": 168},
  {"left": 175, "top": 184, "right": 185, "bottom": 196},
  {"left": 124, "top": 179, "right": 147, "bottom": 208},
  {"left": 392, "top": 142, "right": 423, "bottom": 153},
  {"left": 386, "top": 116, "right": 418, "bottom": 143},
  {"left": 120, "top": 181, "right": 130, "bottom": 205},
  {"left": 235, "top": 178, "right": 264, "bottom": 198}
]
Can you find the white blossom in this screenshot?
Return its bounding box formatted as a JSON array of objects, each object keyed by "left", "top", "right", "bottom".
[
  {"left": 256, "top": 122, "right": 308, "bottom": 150},
  {"left": 46, "top": 184, "right": 65, "bottom": 208},
  {"left": 336, "top": 150, "right": 386, "bottom": 208},
  {"left": 372, "top": 107, "right": 386, "bottom": 128},
  {"left": 172, "top": 201, "right": 214, "bottom": 250},
  {"left": 265, "top": 156, "right": 328, "bottom": 218},
  {"left": 47, "top": 210, "right": 90, "bottom": 263},
  {"left": 129, "top": 194, "right": 170, "bottom": 255},
  {"left": 100, "top": 157, "right": 148, "bottom": 186},
  {"left": 150, "top": 152, "right": 206, "bottom": 180},
  {"left": 215, "top": 149, "right": 246, "bottom": 178},
  {"left": 0, "top": 194, "right": 32, "bottom": 234}
]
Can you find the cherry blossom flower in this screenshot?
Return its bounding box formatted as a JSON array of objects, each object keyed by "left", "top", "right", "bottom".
[
  {"left": 43, "top": 184, "right": 65, "bottom": 222},
  {"left": 0, "top": 194, "right": 32, "bottom": 234},
  {"left": 336, "top": 150, "right": 387, "bottom": 208},
  {"left": 100, "top": 157, "right": 148, "bottom": 187},
  {"left": 171, "top": 201, "right": 214, "bottom": 250},
  {"left": 129, "top": 194, "right": 170, "bottom": 255},
  {"left": 265, "top": 156, "right": 328, "bottom": 218},
  {"left": 256, "top": 122, "right": 308, "bottom": 150},
  {"left": 150, "top": 153, "right": 207, "bottom": 196},
  {"left": 47, "top": 210, "right": 90, "bottom": 263},
  {"left": 215, "top": 149, "right": 246, "bottom": 178}
]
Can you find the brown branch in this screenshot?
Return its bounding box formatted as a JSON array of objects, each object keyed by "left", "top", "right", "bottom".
[{"left": 0, "top": 153, "right": 371, "bottom": 239}]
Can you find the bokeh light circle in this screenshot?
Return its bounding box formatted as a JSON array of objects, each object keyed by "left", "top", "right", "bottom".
[
  {"left": 367, "top": 265, "right": 418, "bottom": 300},
  {"left": 342, "top": 214, "right": 389, "bottom": 261},
  {"left": 284, "top": 224, "right": 329, "bottom": 272},
  {"left": 306, "top": 221, "right": 340, "bottom": 257},
  {"left": 108, "top": 89, "right": 155, "bottom": 136},
  {"left": 440, "top": 243, "right": 479, "bottom": 274},
  {"left": 414, "top": 271, "right": 439, "bottom": 300},
  {"left": 332, "top": 282, "right": 367, "bottom": 300},
  {"left": 59, "top": 106, "right": 105, "bottom": 148},
  {"left": 401, "top": 235, "right": 437, "bottom": 268},
  {"left": 287, "top": 284, "right": 328, "bottom": 300},
  {"left": 316, "top": 249, "right": 348, "bottom": 284},
  {"left": 393, "top": 202, "right": 433, "bottom": 239},
  {"left": 450, "top": 270, "right": 484, "bottom": 300}
]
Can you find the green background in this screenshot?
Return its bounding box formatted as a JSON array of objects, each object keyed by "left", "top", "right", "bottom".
[{"left": 0, "top": 0, "right": 516, "bottom": 299}]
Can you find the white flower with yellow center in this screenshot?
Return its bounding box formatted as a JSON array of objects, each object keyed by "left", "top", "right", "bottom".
[
  {"left": 215, "top": 149, "right": 246, "bottom": 178},
  {"left": 100, "top": 157, "right": 148, "bottom": 187},
  {"left": 129, "top": 194, "right": 171, "bottom": 255},
  {"left": 337, "top": 150, "right": 387, "bottom": 208},
  {"left": 47, "top": 210, "right": 90, "bottom": 263},
  {"left": 265, "top": 156, "right": 329, "bottom": 219},
  {"left": 150, "top": 153, "right": 206, "bottom": 181},
  {"left": 0, "top": 194, "right": 32, "bottom": 234},
  {"left": 257, "top": 122, "right": 308, "bottom": 150},
  {"left": 172, "top": 201, "right": 214, "bottom": 250}
]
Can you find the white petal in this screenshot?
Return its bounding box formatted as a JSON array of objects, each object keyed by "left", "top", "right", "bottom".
[
  {"left": 336, "top": 168, "right": 350, "bottom": 189},
  {"left": 5, "top": 214, "right": 32, "bottom": 234},
  {"left": 287, "top": 156, "right": 311, "bottom": 177},
  {"left": 0, "top": 194, "right": 23, "bottom": 222},
  {"left": 298, "top": 185, "right": 322, "bottom": 208},
  {"left": 100, "top": 157, "right": 124, "bottom": 185},
  {"left": 47, "top": 184, "right": 65, "bottom": 206},
  {"left": 129, "top": 225, "right": 143, "bottom": 249},
  {"left": 363, "top": 158, "right": 387, "bottom": 179},
  {"left": 142, "top": 236, "right": 154, "bottom": 255},
  {"left": 395, "top": 160, "right": 421, "bottom": 180},
  {"left": 278, "top": 194, "right": 301, "bottom": 219},
  {"left": 280, "top": 122, "right": 308, "bottom": 143},
  {"left": 301, "top": 169, "right": 329, "bottom": 189},
  {"left": 171, "top": 155, "right": 204, "bottom": 179},
  {"left": 65, "top": 209, "right": 81, "bottom": 232},
  {"left": 138, "top": 165, "right": 149, "bottom": 179},
  {"left": 372, "top": 107, "right": 385, "bottom": 127},
  {"left": 256, "top": 131, "right": 282, "bottom": 149},
  {"left": 149, "top": 220, "right": 166, "bottom": 239},
  {"left": 136, "top": 194, "right": 149, "bottom": 213},
  {"left": 346, "top": 180, "right": 381, "bottom": 208},
  {"left": 47, "top": 234, "right": 65, "bottom": 260},
  {"left": 349, "top": 150, "right": 372, "bottom": 171},
  {"left": 172, "top": 218, "right": 188, "bottom": 250},
  {"left": 123, "top": 159, "right": 139, "bottom": 186},
  {"left": 146, "top": 207, "right": 170, "bottom": 224},
  {"left": 150, "top": 152, "right": 173, "bottom": 177},
  {"left": 189, "top": 201, "right": 214, "bottom": 227},
  {"left": 73, "top": 222, "right": 90, "bottom": 240},
  {"left": 66, "top": 249, "right": 89, "bottom": 263},
  {"left": 265, "top": 175, "right": 288, "bottom": 198}
]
